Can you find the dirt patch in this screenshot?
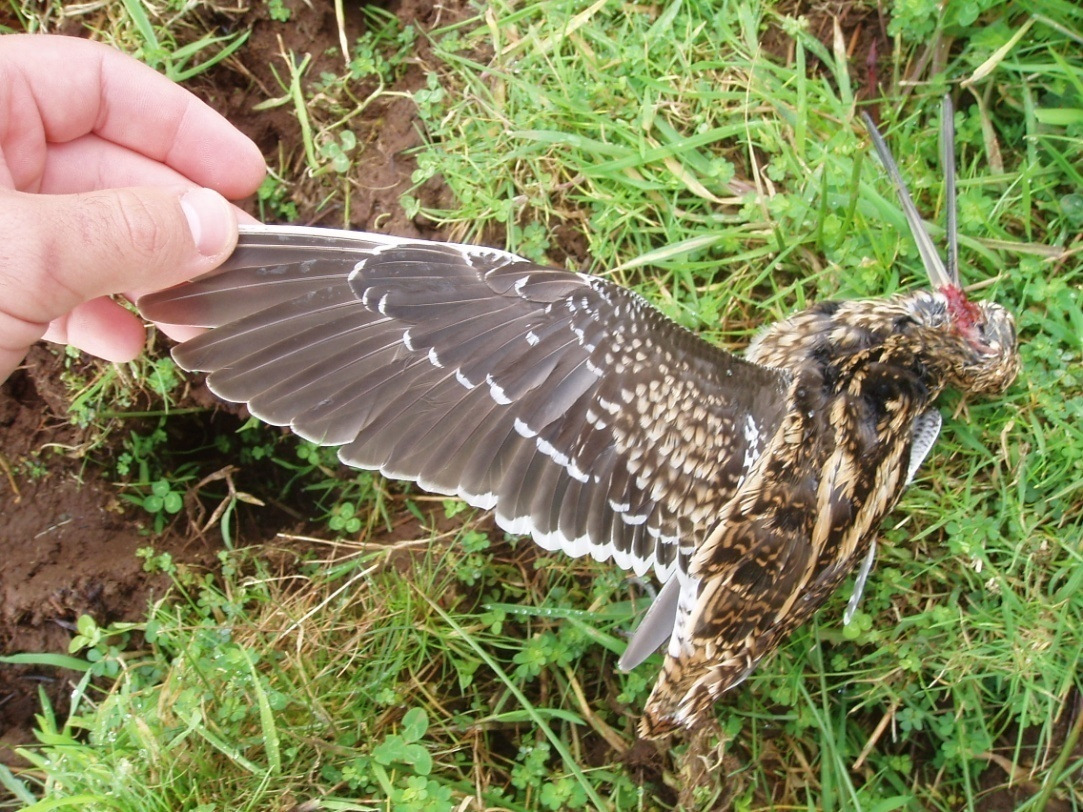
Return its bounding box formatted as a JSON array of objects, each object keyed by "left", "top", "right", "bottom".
[
  {"left": 189, "top": 0, "right": 461, "bottom": 237},
  {"left": 0, "top": 347, "right": 221, "bottom": 762},
  {"left": 763, "top": 0, "right": 887, "bottom": 104}
]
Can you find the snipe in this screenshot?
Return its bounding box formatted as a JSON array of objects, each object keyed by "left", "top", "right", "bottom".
[{"left": 139, "top": 97, "right": 1019, "bottom": 737}]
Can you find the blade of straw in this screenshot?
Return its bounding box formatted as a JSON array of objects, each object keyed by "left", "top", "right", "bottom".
[{"left": 861, "top": 112, "right": 953, "bottom": 289}]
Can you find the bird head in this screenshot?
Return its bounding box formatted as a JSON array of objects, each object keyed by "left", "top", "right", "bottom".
[
  {"left": 903, "top": 289, "right": 1020, "bottom": 396},
  {"left": 864, "top": 98, "right": 1020, "bottom": 397},
  {"left": 935, "top": 289, "right": 1019, "bottom": 394}
]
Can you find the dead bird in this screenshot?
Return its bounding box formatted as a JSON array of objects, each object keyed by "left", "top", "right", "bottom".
[{"left": 138, "top": 97, "right": 1019, "bottom": 738}]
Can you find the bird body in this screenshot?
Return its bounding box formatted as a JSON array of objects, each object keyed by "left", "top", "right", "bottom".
[
  {"left": 641, "top": 289, "right": 1016, "bottom": 734},
  {"left": 138, "top": 101, "right": 1019, "bottom": 737}
]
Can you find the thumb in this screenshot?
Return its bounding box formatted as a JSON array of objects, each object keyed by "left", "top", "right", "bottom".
[{"left": 0, "top": 185, "right": 237, "bottom": 379}]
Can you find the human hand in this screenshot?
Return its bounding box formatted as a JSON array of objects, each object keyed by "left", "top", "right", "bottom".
[{"left": 0, "top": 33, "right": 266, "bottom": 382}]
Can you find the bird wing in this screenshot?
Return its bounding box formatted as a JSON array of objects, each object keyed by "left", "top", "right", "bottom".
[{"left": 139, "top": 224, "right": 792, "bottom": 583}]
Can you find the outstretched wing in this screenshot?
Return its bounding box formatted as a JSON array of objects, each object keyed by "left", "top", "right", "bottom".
[{"left": 139, "top": 224, "right": 791, "bottom": 584}]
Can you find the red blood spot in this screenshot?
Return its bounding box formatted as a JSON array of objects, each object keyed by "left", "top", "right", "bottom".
[{"left": 941, "top": 284, "right": 980, "bottom": 331}]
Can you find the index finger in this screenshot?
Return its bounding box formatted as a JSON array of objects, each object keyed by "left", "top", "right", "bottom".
[{"left": 0, "top": 34, "right": 265, "bottom": 197}]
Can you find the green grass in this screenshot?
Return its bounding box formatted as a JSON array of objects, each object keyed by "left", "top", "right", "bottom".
[{"left": 3, "top": 0, "right": 1082, "bottom": 809}]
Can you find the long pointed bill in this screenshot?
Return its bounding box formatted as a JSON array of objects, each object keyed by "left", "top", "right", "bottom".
[
  {"left": 941, "top": 95, "right": 960, "bottom": 286},
  {"left": 861, "top": 111, "right": 954, "bottom": 290}
]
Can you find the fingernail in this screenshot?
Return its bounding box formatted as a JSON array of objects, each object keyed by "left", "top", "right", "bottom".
[{"left": 180, "top": 187, "right": 234, "bottom": 257}]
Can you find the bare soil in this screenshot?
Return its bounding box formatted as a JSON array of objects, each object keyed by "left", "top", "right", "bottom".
[{"left": 0, "top": 347, "right": 210, "bottom": 760}]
